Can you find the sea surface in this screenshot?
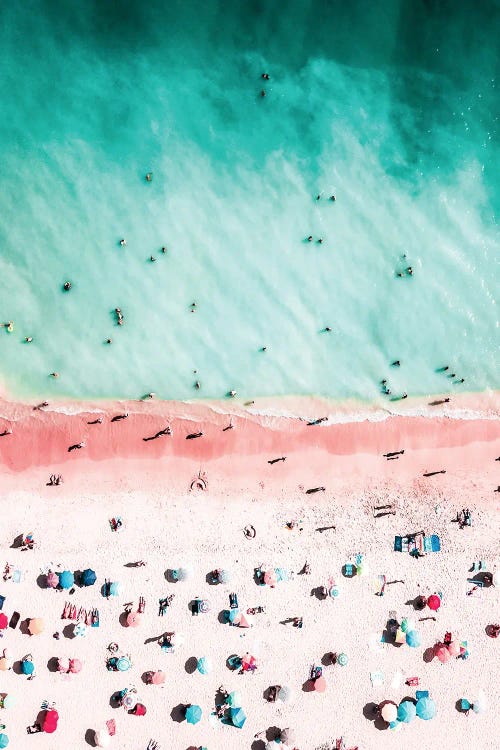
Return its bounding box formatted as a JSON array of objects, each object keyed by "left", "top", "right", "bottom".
[{"left": 0, "top": 0, "right": 498, "bottom": 404}]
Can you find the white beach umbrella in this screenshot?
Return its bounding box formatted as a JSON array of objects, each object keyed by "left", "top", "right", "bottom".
[
  {"left": 94, "top": 729, "right": 111, "bottom": 747},
  {"left": 492, "top": 570, "right": 500, "bottom": 587},
  {"left": 473, "top": 690, "right": 487, "bottom": 714}
]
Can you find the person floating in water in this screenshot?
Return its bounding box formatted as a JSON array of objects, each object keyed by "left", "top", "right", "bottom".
[
  {"left": 63, "top": 281, "right": 71, "bottom": 291},
  {"left": 318, "top": 238, "right": 324, "bottom": 244},
  {"left": 229, "top": 390, "right": 236, "bottom": 398},
  {"left": 119, "top": 239, "right": 126, "bottom": 246},
  {"left": 406, "top": 267, "right": 413, "bottom": 275},
  {"left": 195, "top": 381, "right": 201, "bottom": 390},
  {"left": 391, "top": 360, "right": 400, "bottom": 367},
  {"left": 261, "top": 73, "right": 270, "bottom": 80},
  {"left": 25, "top": 336, "right": 33, "bottom": 343},
  {"left": 260, "top": 89, "right": 266, "bottom": 97},
  {"left": 323, "top": 327, "right": 332, "bottom": 332},
  {"left": 106, "top": 338, "right": 112, "bottom": 344},
  {"left": 161, "top": 246, "right": 167, "bottom": 253},
  {"left": 150, "top": 255, "right": 156, "bottom": 262},
  {"left": 145, "top": 172, "right": 153, "bottom": 182},
  {"left": 330, "top": 195, "right": 336, "bottom": 201},
  {"left": 50, "top": 372, "right": 59, "bottom": 378},
  {"left": 307, "top": 235, "right": 313, "bottom": 242},
  {"left": 115, "top": 308, "right": 124, "bottom": 325}
]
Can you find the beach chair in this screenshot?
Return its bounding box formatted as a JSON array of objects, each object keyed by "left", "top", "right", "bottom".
[
  {"left": 394, "top": 536, "right": 402, "bottom": 552},
  {"left": 406, "top": 677, "right": 419, "bottom": 686}
]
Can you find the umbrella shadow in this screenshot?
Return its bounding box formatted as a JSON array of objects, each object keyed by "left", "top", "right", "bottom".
[
  {"left": 62, "top": 624, "right": 76, "bottom": 639},
  {"left": 12, "top": 660, "right": 24, "bottom": 675},
  {"left": 141, "top": 671, "right": 153, "bottom": 685},
  {"left": 265, "top": 726, "right": 281, "bottom": 741},
  {"left": 382, "top": 618, "right": 400, "bottom": 647},
  {"left": 170, "top": 703, "right": 186, "bottom": 723},
  {"left": 302, "top": 679, "right": 314, "bottom": 692},
  {"left": 36, "top": 574, "right": 47, "bottom": 589},
  {"left": 423, "top": 647, "right": 435, "bottom": 663},
  {"left": 185, "top": 656, "right": 198, "bottom": 674},
  {"left": 119, "top": 611, "right": 129, "bottom": 628},
  {"left": 217, "top": 610, "right": 228, "bottom": 624},
  {"left": 251, "top": 742, "right": 266, "bottom": 750},
  {"left": 84, "top": 728, "right": 97, "bottom": 747},
  {"left": 165, "top": 569, "right": 178, "bottom": 583},
  {"left": 10, "top": 534, "right": 24, "bottom": 549},
  {"left": 253, "top": 568, "right": 264, "bottom": 586},
  {"left": 311, "top": 586, "right": 328, "bottom": 600},
  {"left": 321, "top": 652, "right": 335, "bottom": 667},
  {"left": 74, "top": 570, "right": 84, "bottom": 587},
  {"left": 205, "top": 572, "right": 219, "bottom": 586},
  {"left": 226, "top": 654, "right": 241, "bottom": 671},
  {"left": 47, "top": 657, "right": 60, "bottom": 673},
  {"left": 363, "top": 702, "right": 386, "bottom": 730},
  {"left": 19, "top": 619, "right": 31, "bottom": 636},
  {"left": 110, "top": 691, "right": 123, "bottom": 708}
]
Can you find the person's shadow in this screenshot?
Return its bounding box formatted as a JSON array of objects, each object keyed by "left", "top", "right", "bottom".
[{"left": 363, "top": 702, "right": 387, "bottom": 730}]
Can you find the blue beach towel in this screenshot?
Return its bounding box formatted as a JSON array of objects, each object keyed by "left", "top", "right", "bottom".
[{"left": 431, "top": 535, "right": 441, "bottom": 552}]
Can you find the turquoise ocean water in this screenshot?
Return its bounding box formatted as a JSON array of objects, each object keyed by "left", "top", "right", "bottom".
[{"left": 0, "top": 0, "right": 498, "bottom": 404}]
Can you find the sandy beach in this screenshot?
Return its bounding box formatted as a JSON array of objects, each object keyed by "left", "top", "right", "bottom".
[{"left": 1, "top": 394, "right": 499, "bottom": 749}]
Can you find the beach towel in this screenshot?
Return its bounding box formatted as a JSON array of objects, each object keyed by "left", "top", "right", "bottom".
[
  {"left": 391, "top": 670, "right": 404, "bottom": 689},
  {"left": 12, "top": 569, "right": 23, "bottom": 583},
  {"left": 370, "top": 671, "right": 384, "bottom": 687},
  {"left": 423, "top": 536, "right": 433, "bottom": 553}
]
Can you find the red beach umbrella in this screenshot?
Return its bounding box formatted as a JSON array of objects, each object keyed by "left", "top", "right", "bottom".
[
  {"left": 434, "top": 644, "right": 451, "bottom": 663},
  {"left": 126, "top": 611, "right": 142, "bottom": 628},
  {"left": 42, "top": 709, "right": 59, "bottom": 733},
  {"left": 241, "top": 653, "right": 257, "bottom": 672},
  {"left": 0, "top": 614, "right": 8, "bottom": 630},
  {"left": 69, "top": 658, "right": 83, "bottom": 674},
  {"left": 313, "top": 676, "right": 327, "bottom": 693},
  {"left": 427, "top": 594, "right": 441, "bottom": 611}
]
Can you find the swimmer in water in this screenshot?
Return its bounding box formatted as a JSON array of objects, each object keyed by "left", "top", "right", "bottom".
[
  {"left": 392, "top": 360, "right": 401, "bottom": 367},
  {"left": 195, "top": 381, "right": 201, "bottom": 390},
  {"left": 229, "top": 390, "right": 236, "bottom": 398},
  {"left": 161, "top": 246, "right": 167, "bottom": 253},
  {"left": 119, "top": 239, "right": 126, "bottom": 246},
  {"left": 145, "top": 173, "right": 153, "bottom": 182},
  {"left": 406, "top": 267, "right": 413, "bottom": 275},
  {"left": 50, "top": 372, "right": 59, "bottom": 378},
  {"left": 63, "top": 281, "right": 71, "bottom": 291},
  {"left": 106, "top": 338, "right": 112, "bottom": 344},
  {"left": 25, "top": 336, "right": 33, "bottom": 343},
  {"left": 324, "top": 326, "right": 332, "bottom": 332},
  {"left": 262, "top": 73, "right": 270, "bottom": 80},
  {"left": 307, "top": 235, "right": 313, "bottom": 242},
  {"left": 330, "top": 195, "right": 336, "bottom": 201},
  {"left": 150, "top": 256, "right": 156, "bottom": 262},
  {"left": 260, "top": 89, "right": 266, "bottom": 97},
  {"left": 318, "top": 238, "right": 324, "bottom": 244}
]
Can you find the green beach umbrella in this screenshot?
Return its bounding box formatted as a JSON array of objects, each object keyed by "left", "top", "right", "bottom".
[
  {"left": 116, "top": 656, "right": 131, "bottom": 672},
  {"left": 58, "top": 570, "right": 74, "bottom": 589},
  {"left": 185, "top": 704, "right": 202, "bottom": 724},
  {"left": 229, "top": 707, "right": 247, "bottom": 728},
  {"left": 416, "top": 696, "right": 436, "bottom": 720},
  {"left": 337, "top": 652, "right": 348, "bottom": 666},
  {"left": 406, "top": 630, "right": 421, "bottom": 648},
  {"left": 397, "top": 700, "right": 416, "bottom": 723}
]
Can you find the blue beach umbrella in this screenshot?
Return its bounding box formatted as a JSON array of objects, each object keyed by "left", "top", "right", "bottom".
[
  {"left": 185, "top": 704, "right": 202, "bottom": 725},
  {"left": 116, "top": 656, "right": 131, "bottom": 672},
  {"left": 82, "top": 568, "right": 96, "bottom": 586},
  {"left": 109, "top": 581, "right": 121, "bottom": 597},
  {"left": 397, "top": 700, "right": 417, "bottom": 723},
  {"left": 227, "top": 690, "right": 243, "bottom": 707},
  {"left": 22, "top": 659, "right": 35, "bottom": 675},
  {"left": 416, "top": 696, "right": 436, "bottom": 720},
  {"left": 58, "top": 570, "right": 74, "bottom": 590},
  {"left": 229, "top": 706, "right": 247, "bottom": 728},
  {"left": 197, "top": 657, "right": 212, "bottom": 675},
  {"left": 0, "top": 733, "right": 8, "bottom": 748},
  {"left": 406, "top": 630, "right": 421, "bottom": 648},
  {"left": 227, "top": 609, "right": 239, "bottom": 624}
]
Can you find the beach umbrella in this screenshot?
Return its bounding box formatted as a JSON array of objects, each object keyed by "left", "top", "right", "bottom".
[
  {"left": 397, "top": 700, "right": 416, "bottom": 723},
  {"left": 185, "top": 704, "right": 202, "bottom": 724},
  {"left": 406, "top": 630, "right": 421, "bottom": 648},
  {"left": 46, "top": 571, "right": 59, "bottom": 589},
  {"left": 175, "top": 567, "right": 192, "bottom": 582},
  {"left": 280, "top": 728, "right": 294, "bottom": 743},
  {"left": 22, "top": 658, "right": 35, "bottom": 675},
  {"left": 57, "top": 657, "right": 70, "bottom": 673},
  {"left": 74, "top": 621, "right": 87, "bottom": 637},
  {"left": 241, "top": 653, "right": 257, "bottom": 672},
  {"left": 435, "top": 644, "right": 451, "bottom": 663},
  {"left": 58, "top": 570, "right": 74, "bottom": 590},
  {"left": 329, "top": 582, "right": 341, "bottom": 598},
  {"left": 82, "top": 569, "right": 97, "bottom": 586},
  {"left": 0, "top": 734, "right": 8, "bottom": 748},
  {"left": 28, "top": 617, "right": 44, "bottom": 635},
  {"left": 389, "top": 720, "right": 403, "bottom": 731},
  {"left": 227, "top": 609, "right": 240, "bottom": 624},
  {"left": 227, "top": 690, "right": 243, "bottom": 707},
  {"left": 313, "top": 676, "right": 327, "bottom": 693},
  {"left": 0, "top": 614, "right": 7, "bottom": 630},
  {"left": 264, "top": 569, "right": 278, "bottom": 586},
  {"left": 218, "top": 569, "right": 231, "bottom": 584},
  {"left": 126, "top": 611, "right": 142, "bottom": 628},
  {"left": 0, "top": 654, "right": 11, "bottom": 672},
  {"left": 42, "top": 708, "right": 59, "bottom": 733},
  {"left": 448, "top": 641, "right": 461, "bottom": 657},
  {"left": 381, "top": 702, "right": 398, "bottom": 723},
  {"left": 1, "top": 695, "right": 15, "bottom": 709},
  {"left": 109, "top": 582, "right": 121, "bottom": 597},
  {"left": 197, "top": 657, "right": 212, "bottom": 675},
  {"left": 69, "top": 658, "right": 82, "bottom": 674},
  {"left": 337, "top": 652, "right": 348, "bottom": 666},
  {"left": 492, "top": 571, "right": 500, "bottom": 587},
  {"left": 416, "top": 696, "right": 436, "bottom": 720},
  {"left": 229, "top": 707, "right": 247, "bottom": 728},
  {"left": 400, "top": 617, "right": 415, "bottom": 633},
  {"left": 427, "top": 594, "right": 441, "bottom": 611},
  {"left": 278, "top": 685, "right": 292, "bottom": 702},
  {"left": 122, "top": 692, "right": 138, "bottom": 711},
  {"left": 117, "top": 656, "right": 131, "bottom": 672},
  {"left": 235, "top": 613, "right": 253, "bottom": 628},
  {"left": 169, "top": 632, "right": 184, "bottom": 647},
  {"left": 151, "top": 670, "right": 165, "bottom": 685},
  {"left": 94, "top": 729, "right": 111, "bottom": 748},
  {"left": 473, "top": 690, "right": 487, "bottom": 714}
]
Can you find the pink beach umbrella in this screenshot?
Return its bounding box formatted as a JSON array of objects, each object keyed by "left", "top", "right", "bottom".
[
  {"left": 57, "top": 657, "right": 70, "bottom": 673},
  {"left": 126, "top": 611, "right": 142, "bottom": 628},
  {"left": 69, "top": 658, "right": 83, "bottom": 674},
  {"left": 0, "top": 614, "right": 8, "bottom": 630},
  {"left": 151, "top": 670, "right": 165, "bottom": 685},
  {"left": 313, "top": 676, "right": 327, "bottom": 693},
  {"left": 241, "top": 653, "right": 257, "bottom": 672},
  {"left": 46, "top": 571, "right": 59, "bottom": 589},
  {"left": 435, "top": 644, "right": 451, "bottom": 663},
  {"left": 448, "top": 641, "right": 461, "bottom": 657},
  {"left": 264, "top": 569, "right": 278, "bottom": 587}
]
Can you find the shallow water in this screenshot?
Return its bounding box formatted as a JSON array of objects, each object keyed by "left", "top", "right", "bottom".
[{"left": 0, "top": 1, "right": 498, "bottom": 402}]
